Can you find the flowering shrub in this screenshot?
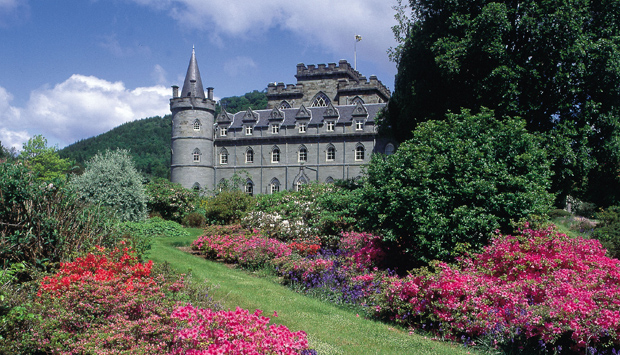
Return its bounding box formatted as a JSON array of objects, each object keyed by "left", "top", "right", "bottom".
[
  {"left": 192, "top": 231, "right": 292, "bottom": 268},
  {"left": 19, "top": 244, "right": 314, "bottom": 354},
  {"left": 146, "top": 177, "right": 199, "bottom": 223},
  {"left": 372, "top": 226, "right": 620, "bottom": 352},
  {"left": 170, "top": 305, "right": 312, "bottom": 354}
]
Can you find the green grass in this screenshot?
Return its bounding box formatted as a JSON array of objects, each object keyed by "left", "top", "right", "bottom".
[{"left": 146, "top": 229, "right": 482, "bottom": 355}]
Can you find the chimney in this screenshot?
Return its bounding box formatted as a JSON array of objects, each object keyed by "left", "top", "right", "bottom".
[
  {"left": 207, "top": 87, "right": 214, "bottom": 100},
  {"left": 172, "top": 85, "right": 179, "bottom": 98}
]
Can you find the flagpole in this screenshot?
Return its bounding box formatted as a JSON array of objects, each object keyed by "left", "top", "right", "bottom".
[{"left": 354, "top": 35, "right": 362, "bottom": 70}]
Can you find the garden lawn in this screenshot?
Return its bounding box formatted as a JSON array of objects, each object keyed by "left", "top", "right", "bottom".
[{"left": 147, "top": 230, "right": 480, "bottom": 355}]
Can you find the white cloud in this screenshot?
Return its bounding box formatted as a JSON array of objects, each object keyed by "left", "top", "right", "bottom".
[
  {"left": 0, "top": 0, "right": 29, "bottom": 27},
  {"left": 152, "top": 64, "right": 168, "bottom": 85},
  {"left": 132, "top": 0, "right": 397, "bottom": 71},
  {"left": 224, "top": 56, "right": 257, "bottom": 77},
  {"left": 0, "top": 75, "right": 170, "bottom": 148}
]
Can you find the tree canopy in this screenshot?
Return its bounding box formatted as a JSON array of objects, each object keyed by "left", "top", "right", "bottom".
[
  {"left": 361, "top": 109, "right": 554, "bottom": 265},
  {"left": 385, "top": 0, "right": 620, "bottom": 206},
  {"left": 19, "top": 135, "right": 73, "bottom": 181}
]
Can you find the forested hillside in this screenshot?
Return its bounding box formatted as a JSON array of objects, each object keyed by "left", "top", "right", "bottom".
[{"left": 58, "top": 90, "right": 267, "bottom": 179}]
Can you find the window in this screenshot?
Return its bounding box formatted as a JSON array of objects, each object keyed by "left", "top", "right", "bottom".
[
  {"left": 246, "top": 148, "right": 254, "bottom": 163},
  {"left": 356, "top": 120, "right": 364, "bottom": 131},
  {"left": 311, "top": 92, "right": 330, "bottom": 107},
  {"left": 326, "top": 146, "right": 335, "bottom": 161},
  {"left": 220, "top": 126, "right": 228, "bottom": 136},
  {"left": 220, "top": 149, "right": 228, "bottom": 164},
  {"left": 192, "top": 182, "right": 201, "bottom": 191},
  {"left": 351, "top": 96, "right": 365, "bottom": 105},
  {"left": 298, "top": 123, "right": 307, "bottom": 133},
  {"left": 295, "top": 178, "right": 307, "bottom": 191},
  {"left": 271, "top": 124, "right": 280, "bottom": 134},
  {"left": 245, "top": 125, "right": 253, "bottom": 135},
  {"left": 325, "top": 176, "right": 335, "bottom": 184},
  {"left": 193, "top": 149, "right": 200, "bottom": 162},
  {"left": 355, "top": 145, "right": 365, "bottom": 161},
  {"left": 326, "top": 121, "right": 335, "bottom": 132},
  {"left": 270, "top": 179, "right": 280, "bottom": 194},
  {"left": 298, "top": 147, "right": 307, "bottom": 162},
  {"left": 271, "top": 148, "right": 280, "bottom": 163},
  {"left": 385, "top": 143, "right": 395, "bottom": 156},
  {"left": 279, "top": 101, "right": 291, "bottom": 109},
  {"left": 245, "top": 180, "right": 254, "bottom": 196},
  {"left": 193, "top": 120, "right": 201, "bottom": 131}
]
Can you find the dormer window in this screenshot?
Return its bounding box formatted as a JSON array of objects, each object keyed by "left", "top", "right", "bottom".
[
  {"left": 271, "top": 124, "right": 280, "bottom": 134},
  {"left": 355, "top": 120, "right": 364, "bottom": 131},
  {"left": 245, "top": 125, "right": 253, "bottom": 135},
  {"left": 220, "top": 126, "right": 228, "bottom": 136},
  {"left": 298, "top": 123, "right": 307, "bottom": 133}
]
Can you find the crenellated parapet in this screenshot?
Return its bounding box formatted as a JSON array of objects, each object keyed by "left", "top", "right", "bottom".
[
  {"left": 337, "top": 74, "right": 390, "bottom": 102},
  {"left": 295, "top": 60, "right": 362, "bottom": 82}
]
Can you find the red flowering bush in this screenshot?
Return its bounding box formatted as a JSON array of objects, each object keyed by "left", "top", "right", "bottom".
[
  {"left": 170, "top": 305, "right": 311, "bottom": 354},
  {"left": 372, "top": 226, "right": 620, "bottom": 352}
]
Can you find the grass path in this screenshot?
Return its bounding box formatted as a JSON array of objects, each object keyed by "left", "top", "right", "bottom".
[{"left": 147, "top": 231, "right": 480, "bottom": 355}]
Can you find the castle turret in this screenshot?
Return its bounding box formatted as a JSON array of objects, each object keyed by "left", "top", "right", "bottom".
[{"left": 170, "top": 48, "right": 215, "bottom": 191}]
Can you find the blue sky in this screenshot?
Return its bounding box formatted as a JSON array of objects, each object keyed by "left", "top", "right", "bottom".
[{"left": 0, "top": 0, "right": 398, "bottom": 149}]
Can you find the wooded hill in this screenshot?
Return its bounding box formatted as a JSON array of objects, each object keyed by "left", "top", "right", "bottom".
[{"left": 58, "top": 90, "right": 267, "bottom": 179}]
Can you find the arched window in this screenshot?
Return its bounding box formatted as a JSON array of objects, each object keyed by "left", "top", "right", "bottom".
[
  {"left": 220, "top": 148, "right": 229, "bottom": 165},
  {"left": 246, "top": 148, "right": 254, "bottom": 163},
  {"left": 193, "top": 148, "right": 201, "bottom": 162},
  {"left": 385, "top": 143, "right": 395, "bottom": 156},
  {"left": 325, "top": 176, "right": 335, "bottom": 184},
  {"left": 271, "top": 147, "right": 280, "bottom": 163},
  {"left": 355, "top": 144, "right": 365, "bottom": 161},
  {"left": 245, "top": 180, "right": 254, "bottom": 196},
  {"left": 192, "top": 182, "right": 201, "bottom": 191},
  {"left": 279, "top": 101, "right": 291, "bottom": 109},
  {"left": 295, "top": 177, "right": 307, "bottom": 191},
  {"left": 270, "top": 178, "right": 280, "bottom": 194},
  {"left": 310, "top": 92, "right": 331, "bottom": 107},
  {"left": 326, "top": 145, "right": 336, "bottom": 161},
  {"left": 351, "top": 96, "right": 365, "bottom": 105},
  {"left": 193, "top": 119, "right": 201, "bottom": 131},
  {"left": 298, "top": 146, "right": 307, "bottom": 162}
]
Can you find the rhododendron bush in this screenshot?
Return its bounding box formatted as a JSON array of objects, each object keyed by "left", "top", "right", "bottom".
[
  {"left": 372, "top": 226, "right": 620, "bottom": 352},
  {"left": 17, "top": 244, "right": 314, "bottom": 354}
]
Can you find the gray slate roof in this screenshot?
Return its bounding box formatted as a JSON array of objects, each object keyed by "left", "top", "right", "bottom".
[{"left": 223, "top": 103, "right": 385, "bottom": 129}]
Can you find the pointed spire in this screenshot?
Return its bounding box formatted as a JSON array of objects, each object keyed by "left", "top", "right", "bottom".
[{"left": 180, "top": 47, "right": 205, "bottom": 99}]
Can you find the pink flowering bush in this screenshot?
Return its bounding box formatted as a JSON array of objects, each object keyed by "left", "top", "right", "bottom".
[
  {"left": 170, "top": 305, "right": 312, "bottom": 354},
  {"left": 372, "top": 226, "right": 620, "bottom": 352},
  {"left": 192, "top": 231, "right": 292, "bottom": 268}
]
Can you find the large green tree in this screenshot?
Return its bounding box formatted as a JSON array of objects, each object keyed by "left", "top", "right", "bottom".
[
  {"left": 385, "top": 0, "right": 620, "bottom": 206},
  {"left": 361, "top": 109, "right": 554, "bottom": 265},
  {"left": 19, "top": 135, "right": 73, "bottom": 181}
]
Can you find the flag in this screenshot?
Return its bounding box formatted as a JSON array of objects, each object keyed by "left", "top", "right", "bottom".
[{"left": 355, "top": 35, "right": 362, "bottom": 42}]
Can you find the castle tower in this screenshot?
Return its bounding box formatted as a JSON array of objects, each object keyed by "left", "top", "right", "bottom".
[{"left": 170, "top": 48, "right": 216, "bottom": 191}]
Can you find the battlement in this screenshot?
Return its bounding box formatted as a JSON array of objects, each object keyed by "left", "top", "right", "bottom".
[
  {"left": 266, "top": 82, "right": 304, "bottom": 96},
  {"left": 337, "top": 75, "right": 391, "bottom": 101},
  {"left": 295, "top": 60, "right": 362, "bottom": 82}
]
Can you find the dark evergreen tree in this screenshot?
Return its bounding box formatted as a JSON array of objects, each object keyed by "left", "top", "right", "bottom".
[{"left": 385, "top": 0, "right": 620, "bottom": 207}]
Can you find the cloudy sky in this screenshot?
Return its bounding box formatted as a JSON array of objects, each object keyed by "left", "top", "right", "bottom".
[{"left": 0, "top": 0, "right": 398, "bottom": 150}]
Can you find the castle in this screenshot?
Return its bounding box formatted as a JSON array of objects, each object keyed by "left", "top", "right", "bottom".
[{"left": 170, "top": 49, "right": 394, "bottom": 194}]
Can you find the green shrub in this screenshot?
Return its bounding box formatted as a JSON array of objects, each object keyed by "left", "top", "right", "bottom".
[
  {"left": 202, "top": 190, "right": 254, "bottom": 225},
  {"left": 360, "top": 109, "right": 555, "bottom": 266},
  {"left": 593, "top": 206, "right": 620, "bottom": 259},
  {"left": 0, "top": 162, "right": 115, "bottom": 266},
  {"left": 69, "top": 149, "right": 147, "bottom": 222},
  {"left": 182, "top": 211, "right": 206, "bottom": 228},
  {"left": 114, "top": 217, "right": 189, "bottom": 259},
  {"left": 146, "top": 178, "right": 199, "bottom": 223}
]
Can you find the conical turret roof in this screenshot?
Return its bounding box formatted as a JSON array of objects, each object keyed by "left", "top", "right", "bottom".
[{"left": 180, "top": 47, "right": 205, "bottom": 99}]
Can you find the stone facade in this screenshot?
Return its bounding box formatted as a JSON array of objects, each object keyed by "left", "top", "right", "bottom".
[{"left": 170, "top": 50, "right": 394, "bottom": 194}]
